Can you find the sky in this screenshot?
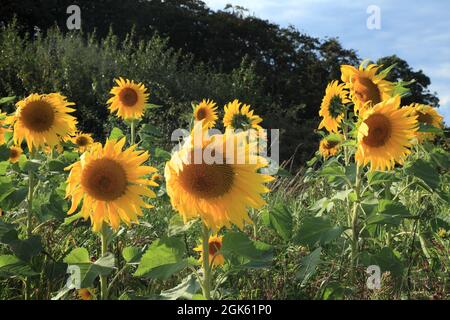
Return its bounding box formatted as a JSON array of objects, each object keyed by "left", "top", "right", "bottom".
[{"left": 204, "top": 0, "right": 450, "bottom": 124}]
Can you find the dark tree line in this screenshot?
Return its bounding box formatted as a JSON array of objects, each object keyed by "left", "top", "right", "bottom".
[{"left": 0, "top": 0, "right": 440, "bottom": 164}]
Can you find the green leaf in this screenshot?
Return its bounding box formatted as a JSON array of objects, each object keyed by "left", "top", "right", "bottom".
[
  {"left": 360, "top": 247, "right": 403, "bottom": 277},
  {"left": 63, "top": 248, "right": 115, "bottom": 288},
  {"left": 8, "top": 236, "right": 43, "bottom": 262},
  {"left": 134, "top": 237, "right": 187, "bottom": 279},
  {"left": 321, "top": 282, "right": 351, "bottom": 300},
  {"left": 265, "top": 204, "right": 292, "bottom": 241},
  {"left": 20, "top": 159, "right": 42, "bottom": 172},
  {"left": 0, "top": 255, "right": 39, "bottom": 277},
  {"left": 222, "top": 232, "right": 273, "bottom": 267},
  {"left": 368, "top": 171, "right": 396, "bottom": 186},
  {"left": 319, "top": 163, "right": 345, "bottom": 177},
  {"left": 48, "top": 159, "right": 66, "bottom": 172},
  {"left": 0, "top": 96, "right": 16, "bottom": 105},
  {"left": 405, "top": 159, "right": 440, "bottom": 191},
  {"left": 167, "top": 214, "right": 196, "bottom": 237},
  {"left": 418, "top": 124, "right": 443, "bottom": 134},
  {"left": 139, "top": 123, "right": 163, "bottom": 137},
  {"left": 294, "top": 217, "right": 344, "bottom": 247},
  {"left": 0, "top": 161, "right": 9, "bottom": 175},
  {"left": 296, "top": 247, "right": 321, "bottom": 287},
  {"left": 63, "top": 248, "right": 90, "bottom": 264},
  {"left": 366, "top": 199, "right": 413, "bottom": 227},
  {"left": 159, "top": 274, "right": 201, "bottom": 300},
  {"left": 275, "top": 167, "right": 291, "bottom": 177},
  {"left": 0, "top": 220, "right": 18, "bottom": 244},
  {"left": 109, "top": 127, "right": 124, "bottom": 140},
  {"left": 122, "top": 246, "right": 142, "bottom": 264},
  {"left": 154, "top": 148, "right": 171, "bottom": 161},
  {"left": 1, "top": 187, "right": 28, "bottom": 210},
  {"left": 0, "top": 145, "right": 10, "bottom": 161}
]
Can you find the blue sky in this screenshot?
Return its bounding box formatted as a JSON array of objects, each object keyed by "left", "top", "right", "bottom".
[{"left": 204, "top": 0, "right": 450, "bottom": 124}]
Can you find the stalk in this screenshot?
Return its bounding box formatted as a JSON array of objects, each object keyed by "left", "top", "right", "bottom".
[
  {"left": 24, "top": 150, "right": 37, "bottom": 300},
  {"left": 130, "top": 120, "right": 136, "bottom": 145},
  {"left": 99, "top": 228, "right": 109, "bottom": 300},
  {"left": 201, "top": 223, "right": 212, "bottom": 300},
  {"left": 351, "top": 165, "right": 362, "bottom": 275}
]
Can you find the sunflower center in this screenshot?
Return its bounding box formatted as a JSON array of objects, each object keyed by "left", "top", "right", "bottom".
[
  {"left": 179, "top": 162, "right": 234, "bottom": 199},
  {"left": 20, "top": 100, "right": 55, "bottom": 132},
  {"left": 231, "top": 114, "right": 251, "bottom": 130},
  {"left": 363, "top": 114, "right": 392, "bottom": 148},
  {"left": 119, "top": 88, "right": 138, "bottom": 107},
  {"left": 354, "top": 77, "right": 381, "bottom": 105},
  {"left": 196, "top": 107, "right": 208, "bottom": 121},
  {"left": 209, "top": 241, "right": 222, "bottom": 256},
  {"left": 328, "top": 95, "right": 344, "bottom": 118},
  {"left": 76, "top": 136, "right": 90, "bottom": 147},
  {"left": 81, "top": 158, "right": 127, "bottom": 201},
  {"left": 325, "top": 140, "right": 339, "bottom": 149},
  {"left": 9, "top": 149, "right": 19, "bottom": 159},
  {"left": 417, "top": 112, "right": 433, "bottom": 125}
]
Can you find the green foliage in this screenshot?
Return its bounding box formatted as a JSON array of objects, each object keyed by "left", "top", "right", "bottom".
[
  {"left": 294, "top": 217, "right": 344, "bottom": 247},
  {"left": 134, "top": 237, "right": 189, "bottom": 279}
]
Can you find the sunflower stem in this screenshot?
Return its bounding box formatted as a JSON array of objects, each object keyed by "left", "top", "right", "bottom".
[
  {"left": 130, "top": 120, "right": 136, "bottom": 145},
  {"left": 201, "top": 223, "right": 212, "bottom": 300},
  {"left": 24, "top": 150, "right": 37, "bottom": 300},
  {"left": 351, "top": 165, "right": 362, "bottom": 280},
  {"left": 99, "top": 228, "right": 109, "bottom": 300}
]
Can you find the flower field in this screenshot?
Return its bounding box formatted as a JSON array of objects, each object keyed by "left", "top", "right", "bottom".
[{"left": 0, "top": 55, "right": 448, "bottom": 301}]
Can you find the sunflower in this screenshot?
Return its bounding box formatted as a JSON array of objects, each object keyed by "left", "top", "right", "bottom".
[
  {"left": 355, "top": 96, "right": 418, "bottom": 172},
  {"left": 0, "top": 112, "right": 11, "bottom": 145},
  {"left": 319, "top": 137, "right": 341, "bottom": 159},
  {"left": 7, "top": 93, "right": 77, "bottom": 151},
  {"left": 223, "top": 100, "right": 263, "bottom": 131},
  {"left": 151, "top": 173, "right": 163, "bottom": 184},
  {"left": 404, "top": 103, "right": 443, "bottom": 141},
  {"left": 78, "top": 288, "right": 95, "bottom": 300},
  {"left": 341, "top": 62, "right": 396, "bottom": 114},
  {"left": 65, "top": 138, "right": 158, "bottom": 232},
  {"left": 193, "top": 99, "right": 218, "bottom": 129},
  {"left": 107, "top": 78, "right": 149, "bottom": 120},
  {"left": 70, "top": 131, "right": 94, "bottom": 152},
  {"left": 165, "top": 128, "right": 273, "bottom": 231},
  {"left": 194, "top": 235, "right": 225, "bottom": 268},
  {"left": 43, "top": 144, "right": 64, "bottom": 155},
  {"left": 9, "top": 146, "right": 23, "bottom": 163},
  {"left": 318, "top": 81, "right": 351, "bottom": 133}
]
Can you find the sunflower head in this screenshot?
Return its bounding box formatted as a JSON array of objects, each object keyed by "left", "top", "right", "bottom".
[
  {"left": 150, "top": 173, "right": 163, "bottom": 184},
  {"left": 7, "top": 93, "right": 77, "bottom": 151},
  {"left": 70, "top": 131, "right": 94, "bottom": 152},
  {"left": 223, "top": 100, "right": 263, "bottom": 131},
  {"left": 341, "top": 62, "right": 396, "bottom": 114},
  {"left": 0, "top": 112, "right": 12, "bottom": 145},
  {"left": 318, "top": 81, "right": 351, "bottom": 133},
  {"left": 65, "top": 138, "right": 158, "bottom": 232},
  {"left": 355, "top": 96, "right": 418, "bottom": 172},
  {"left": 9, "top": 146, "right": 23, "bottom": 163},
  {"left": 165, "top": 129, "right": 273, "bottom": 231},
  {"left": 107, "top": 78, "right": 149, "bottom": 120},
  {"left": 404, "top": 103, "right": 443, "bottom": 142},
  {"left": 319, "top": 136, "right": 341, "bottom": 159},
  {"left": 193, "top": 99, "right": 218, "bottom": 129},
  {"left": 78, "top": 288, "right": 95, "bottom": 300},
  {"left": 194, "top": 235, "right": 224, "bottom": 268}
]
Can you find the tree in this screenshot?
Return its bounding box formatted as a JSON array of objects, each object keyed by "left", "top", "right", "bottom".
[{"left": 377, "top": 55, "right": 440, "bottom": 107}]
